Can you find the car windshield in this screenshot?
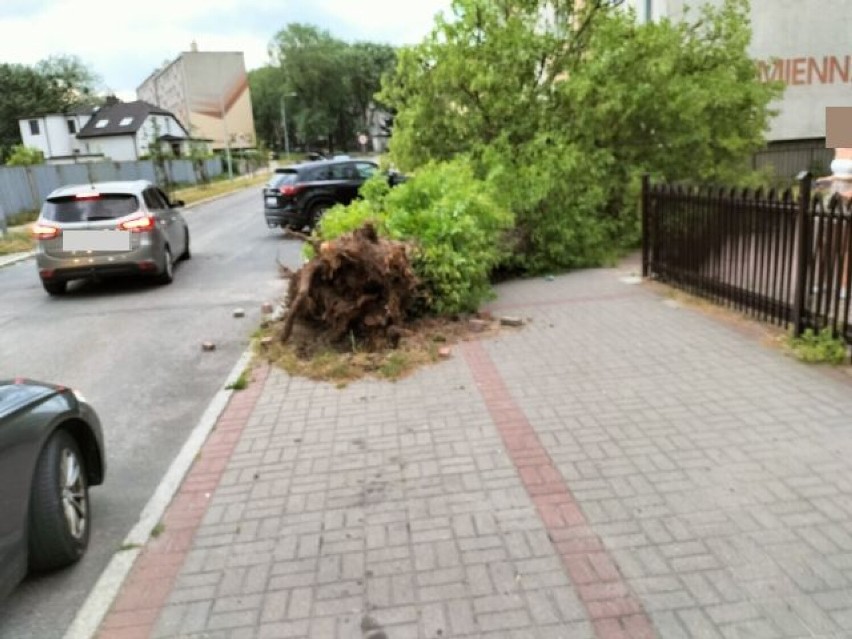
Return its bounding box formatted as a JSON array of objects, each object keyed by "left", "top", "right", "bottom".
[{"left": 42, "top": 194, "right": 139, "bottom": 222}]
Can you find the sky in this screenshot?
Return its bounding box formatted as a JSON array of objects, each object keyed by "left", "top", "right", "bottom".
[{"left": 0, "top": 0, "right": 453, "bottom": 100}]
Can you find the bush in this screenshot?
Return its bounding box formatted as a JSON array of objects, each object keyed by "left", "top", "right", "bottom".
[
  {"left": 5, "top": 145, "right": 44, "bottom": 166},
  {"left": 787, "top": 328, "right": 848, "bottom": 365},
  {"left": 316, "top": 158, "right": 513, "bottom": 315},
  {"left": 479, "top": 138, "right": 624, "bottom": 274}
]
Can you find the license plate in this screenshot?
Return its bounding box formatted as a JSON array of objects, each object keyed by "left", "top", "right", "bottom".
[
  {"left": 265, "top": 197, "right": 278, "bottom": 206},
  {"left": 62, "top": 230, "right": 131, "bottom": 252}
]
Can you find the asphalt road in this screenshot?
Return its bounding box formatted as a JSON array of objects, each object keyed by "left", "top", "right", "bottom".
[{"left": 0, "top": 186, "right": 303, "bottom": 638}]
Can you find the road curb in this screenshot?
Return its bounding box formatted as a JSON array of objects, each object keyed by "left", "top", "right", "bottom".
[
  {"left": 62, "top": 348, "right": 257, "bottom": 639},
  {"left": 0, "top": 250, "right": 35, "bottom": 268},
  {"left": 180, "top": 173, "right": 270, "bottom": 213}
]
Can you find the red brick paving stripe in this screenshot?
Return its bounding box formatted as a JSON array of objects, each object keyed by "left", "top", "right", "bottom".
[
  {"left": 462, "top": 341, "right": 656, "bottom": 639},
  {"left": 96, "top": 364, "right": 270, "bottom": 639}
]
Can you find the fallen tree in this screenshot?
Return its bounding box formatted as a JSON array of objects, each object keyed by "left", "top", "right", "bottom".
[{"left": 278, "top": 223, "right": 420, "bottom": 348}]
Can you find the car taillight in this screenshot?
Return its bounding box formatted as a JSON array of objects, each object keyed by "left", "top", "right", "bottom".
[
  {"left": 279, "top": 185, "right": 303, "bottom": 196},
  {"left": 31, "top": 223, "right": 61, "bottom": 240},
  {"left": 118, "top": 213, "right": 156, "bottom": 232}
]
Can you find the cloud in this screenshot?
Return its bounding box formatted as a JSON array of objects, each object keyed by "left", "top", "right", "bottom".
[{"left": 0, "top": 0, "right": 451, "bottom": 96}]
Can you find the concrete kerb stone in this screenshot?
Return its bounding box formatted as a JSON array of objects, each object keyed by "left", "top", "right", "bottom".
[{"left": 0, "top": 250, "right": 35, "bottom": 268}]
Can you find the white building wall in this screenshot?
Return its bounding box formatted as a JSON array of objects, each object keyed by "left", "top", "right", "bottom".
[
  {"left": 137, "top": 58, "right": 190, "bottom": 130},
  {"left": 86, "top": 137, "right": 137, "bottom": 162},
  {"left": 134, "top": 114, "right": 187, "bottom": 157},
  {"left": 44, "top": 115, "right": 73, "bottom": 157},
  {"left": 18, "top": 117, "right": 49, "bottom": 156},
  {"left": 19, "top": 113, "right": 94, "bottom": 158},
  {"left": 624, "top": 0, "right": 852, "bottom": 141}
]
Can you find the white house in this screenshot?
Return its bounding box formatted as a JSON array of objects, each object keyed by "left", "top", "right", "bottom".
[
  {"left": 75, "top": 98, "right": 209, "bottom": 161},
  {"left": 18, "top": 98, "right": 212, "bottom": 163},
  {"left": 18, "top": 105, "right": 101, "bottom": 163}
]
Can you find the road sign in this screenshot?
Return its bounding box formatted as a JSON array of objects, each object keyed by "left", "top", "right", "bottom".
[{"left": 358, "top": 134, "right": 368, "bottom": 146}]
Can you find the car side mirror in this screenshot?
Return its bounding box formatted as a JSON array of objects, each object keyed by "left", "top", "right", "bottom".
[{"left": 171, "top": 199, "right": 185, "bottom": 208}]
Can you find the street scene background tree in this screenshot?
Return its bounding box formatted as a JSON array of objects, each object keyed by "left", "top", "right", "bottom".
[
  {"left": 0, "top": 55, "right": 100, "bottom": 163},
  {"left": 379, "top": 0, "right": 781, "bottom": 273},
  {"left": 249, "top": 24, "right": 396, "bottom": 154}
]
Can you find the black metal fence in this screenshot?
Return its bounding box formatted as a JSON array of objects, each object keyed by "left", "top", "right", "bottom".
[{"left": 642, "top": 173, "right": 852, "bottom": 343}]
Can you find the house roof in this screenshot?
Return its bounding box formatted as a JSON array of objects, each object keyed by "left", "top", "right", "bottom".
[{"left": 76, "top": 100, "right": 184, "bottom": 139}]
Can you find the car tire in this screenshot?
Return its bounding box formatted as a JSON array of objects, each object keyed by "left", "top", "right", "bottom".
[
  {"left": 309, "top": 202, "right": 332, "bottom": 230},
  {"left": 180, "top": 230, "right": 191, "bottom": 261},
  {"left": 41, "top": 280, "right": 67, "bottom": 296},
  {"left": 28, "top": 430, "right": 90, "bottom": 572},
  {"left": 157, "top": 246, "right": 174, "bottom": 284}
]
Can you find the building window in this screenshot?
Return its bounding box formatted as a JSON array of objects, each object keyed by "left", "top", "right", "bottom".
[
  {"left": 120, "top": 116, "right": 133, "bottom": 127},
  {"left": 95, "top": 119, "right": 109, "bottom": 129},
  {"left": 67, "top": 119, "right": 76, "bottom": 134},
  {"left": 29, "top": 119, "right": 40, "bottom": 135}
]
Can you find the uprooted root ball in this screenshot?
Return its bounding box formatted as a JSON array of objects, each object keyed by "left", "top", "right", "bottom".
[{"left": 278, "top": 223, "right": 421, "bottom": 349}]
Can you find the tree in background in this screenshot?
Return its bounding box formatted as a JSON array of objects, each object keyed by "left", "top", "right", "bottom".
[
  {"left": 35, "top": 54, "right": 100, "bottom": 106},
  {"left": 248, "top": 66, "right": 287, "bottom": 150},
  {"left": 380, "top": 0, "right": 781, "bottom": 273},
  {"left": 250, "top": 24, "right": 396, "bottom": 153},
  {"left": 0, "top": 56, "right": 100, "bottom": 163}
]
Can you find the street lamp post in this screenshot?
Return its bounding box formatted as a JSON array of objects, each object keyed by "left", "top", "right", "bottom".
[{"left": 280, "top": 92, "right": 297, "bottom": 158}]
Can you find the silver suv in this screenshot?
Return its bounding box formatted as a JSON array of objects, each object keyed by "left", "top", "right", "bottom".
[{"left": 33, "top": 181, "right": 190, "bottom": 295}]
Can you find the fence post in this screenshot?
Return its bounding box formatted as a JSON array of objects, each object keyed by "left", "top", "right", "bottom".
[
  {"left": 641, "top": 173, "right": 650, "bottom": 277},
  {"left": 791, "top": 171, "right": 813, "bottom": 336}
]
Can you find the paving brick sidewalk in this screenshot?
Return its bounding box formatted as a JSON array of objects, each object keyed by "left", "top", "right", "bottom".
[{"left": 96, "top": 261, "right": 852, "bottom": 639}]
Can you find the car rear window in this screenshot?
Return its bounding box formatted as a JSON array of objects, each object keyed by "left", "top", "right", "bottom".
[
  {"left": 269, "top": 172, "right": 299, "bottom": 187},
  {"left": 42, "top": 194, "right": 139, "bottom": 222}
]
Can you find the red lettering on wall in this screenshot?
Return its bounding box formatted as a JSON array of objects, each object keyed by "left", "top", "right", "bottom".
[
  {"left": 830, "top": 55, "right": 850, "bottom": 83},
  {"left": 755, "top": 55, "right": 851, "bottom": 86},
  {"left": 792, "top": 58, "right": 806, "bottom": 84},
  {"left": 808, "top": 57, "right": 828, "bottom": 84}
]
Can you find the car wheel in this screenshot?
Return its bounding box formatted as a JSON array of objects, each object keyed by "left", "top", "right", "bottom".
[
  {"left": 157, "top": 246, "right": 174, "bottom": 284},
  {"left": 180, "top": 229, "right": 191, "bottom": 261},
  {"left": 28, "top": 430, "right": 90, "bottom": 572},
  {"left": 309, "top": 202, "right": 331, "bottom": 229},
  {"left": 41, "top": 280, "right": 67, "bottom": 296}
]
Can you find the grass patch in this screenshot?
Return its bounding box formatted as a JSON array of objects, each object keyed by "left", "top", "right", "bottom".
[
  {"left": 257, "top": 314, "right": 500, "bottom": 385},
  {"left": 786, "top": 328, "right": 848, "bottom": 364},
  {"left": 378, "top": 351, "right": 411, "bottom": 379},
  {"left": 118, "top": 542, "right": 142, "bottom": 552},
  {"left": 0, "top": 230, "right": 34, "bottom": 255},
  {"left": 171, "top": 172, "right": 270, "bottom": 207},
  {"left": 226, "top": 367, "right": 251, "bottom": 391},
  {"left": 150, "top": 522, "right": 166, "bottom": 539},
  {"left": 4, "top": 209, "right": 39, "bottom": 227}
]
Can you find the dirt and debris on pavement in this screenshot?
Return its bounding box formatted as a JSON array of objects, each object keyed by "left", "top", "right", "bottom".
[{"left": 260, "top": 223, "right": 523, "bottom": 384}]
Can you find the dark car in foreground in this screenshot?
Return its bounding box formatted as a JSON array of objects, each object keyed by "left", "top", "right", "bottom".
[
  {"left": 0, "top": 379, "right": 105, "bottom": 601},
  {"left": 263, "top": 158, "right": 406, "bottom": 231},
  {"left": 32, "top": 180, "right": 191, "bottom": 295}
]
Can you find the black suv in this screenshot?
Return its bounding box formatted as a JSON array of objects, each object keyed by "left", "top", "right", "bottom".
[{"left": 262, "top": 158, "right": 403, "bottom": 231}]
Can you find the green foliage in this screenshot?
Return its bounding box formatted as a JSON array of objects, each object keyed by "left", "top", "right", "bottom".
[
  {"left": 251, "top": 24, "right": 396, "bottom": 153},
  {"left": 226, "top": 368, "right": 250, "bottom": 391},
  {"left": 317, "top": 158, "right": 514, "bottom": 314},
  {"left": 787, "top": 329, "right": 848, "bottom": 365},
  {"left": 34, "top": 55, "right": 100, "bottom": 105},
  {"left": 380, "top": 0, "right": 781, "bottom": 273},
  {"left": 0, "top": 56, "right": 99, "bottom": 163},
  {"left": 5, "top": 145, "right": 44, "bottom": 166}
]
